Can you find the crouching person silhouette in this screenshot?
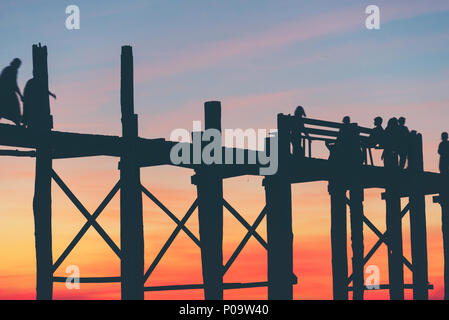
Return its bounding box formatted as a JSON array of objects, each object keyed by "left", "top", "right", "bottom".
[
  {"left": 22, "top": 71, "right": 56, "bottom": 129},
  {"left": 0, "top": 58, "right": 23, "bottom": 126}
]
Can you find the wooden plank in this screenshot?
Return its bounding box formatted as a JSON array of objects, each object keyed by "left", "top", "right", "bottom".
[
  {"left": 53, "top": 276, "right": 121, "bottom": 283},
  {"left": 143, "top": 282, "right": 268, "bottom": 292}
]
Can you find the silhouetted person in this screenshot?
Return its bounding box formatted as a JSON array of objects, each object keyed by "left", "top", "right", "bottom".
[
  {"left": 291, "top": 105, "right": 308, "bottom": 157},
  {"left": 363, "top": 116, "right": 384, "bottom": 165},
  {"left": 397, "top": 117, "right": 410, "bottom": 169},
  {"left": 327, "top": 116, "right": 351, "bottom": 161},
  {"left": 0, "top": 58, "right": 23, "bottom": 126},
  {"left": 369, "top": 116, "right": 384, "bottom": 148},
  {"left": 382, "top": 117, "right": 400, "bottom": 168},
  {"left": 22, "top": 71, "right": 56, "bottom": 128},
  {"left": 439, "top": 132, "right": 449, "bottom": 175},
  {"left": 328, "top": 116, "right": 361, "bottom": 167},
  {"left": 336, "top": 116, "right": 352, "bottom": 144}
]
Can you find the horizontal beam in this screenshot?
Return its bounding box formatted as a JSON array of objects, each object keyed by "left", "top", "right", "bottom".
[
  {"left": 0, "top": 124, "right": 441, "bottom": 188},
  {"left": 143, "top": 281, "right": 268, "bottom": 292},
  {"left": 348, "top": 284, "right": 433, "bottom": 291},
  {"left": 0, "top": 123, "right": 169, "bottom": 160},
  {"left": 289, "top": 157, "right": 442, "bottom": 194},
  {"left": 303, "top": 117, "right": 373, "bottom": 135},
  {"left": 0, "top": 149, "right": 36, "bottom": 157},
  {"left": 53, "top": 276, "right": 121, "bottom": 283}
]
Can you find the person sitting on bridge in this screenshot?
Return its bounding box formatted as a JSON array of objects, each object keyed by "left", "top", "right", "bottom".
[
  {"left": 397, "top": 117, "right": 410, "bottom": 170},
  {"left": 439, "top": 132, "right": 449, "bottom": 175},
  {"left": 382, "top": 117, "right": 400, "bottom": 168},
  {"left": 0, "top": 58, "right": 23, "bottom": 126},
  {"left": 369, "top": 116, "right": 384, "bottom": 148},
  {"left": 326, "top": 116, "right": 350, "bottom": 160},
  {"left": 22, "top": 71, "right": 56, "bottom": 128},
  {"left": 327, "top": 116, "right": 361, "bottom": 166},
  {"left": 291, "top": 105, "right": 308, "bottom": 158}
]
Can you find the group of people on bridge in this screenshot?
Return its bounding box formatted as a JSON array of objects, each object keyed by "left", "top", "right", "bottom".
[
  {"left": 291, "top": 106, "right": 449, "bottom": 174},
  {"left": 367, "top": 116, "right": 411, "bottom": 169},
  {"left": 0, "top": 58, "right": 56, "bottom": 128}
]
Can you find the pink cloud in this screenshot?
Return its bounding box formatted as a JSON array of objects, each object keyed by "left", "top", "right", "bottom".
[{"left": 134, "top": 2, "right": 449, "bottom": 83}]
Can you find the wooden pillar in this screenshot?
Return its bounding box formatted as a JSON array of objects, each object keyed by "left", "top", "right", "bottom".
[
  {"left": 443, "top": 193, "right": 449, "bottom": 301},
  {"left": 348, "top": 124, "right": 364, "bottom": 300},
  {"left": 193, "top": 101, "right": 223, "bottom": 300},
  {"left": 119, "top": 45, "right": 144, "bottom": 300},
  {"left": 263, "top": 176, "right": 293, "bottom": 300},
  {"left": 434, "top": 176, "right": 449, "bottom": 300},
  {"left": 32, "top": 44, "right": 53, "bottom": 300},
  {"left": 263, "top": 114, "right": 294, "bottom": 300},
  {"left": 349, "top": 185, "right": 364, "bottom": 300},
  {"left": 384, "top": 161, "right": 404, "bottom": 299},
  {"left": 442, "top": 193, "right": 449, "bottom": 300},
  {"left": 408, "top": 132, "right": 429, "bottom": 299},
  {"left": 329, "top": 183, "right": 348, "bottom": 300}
]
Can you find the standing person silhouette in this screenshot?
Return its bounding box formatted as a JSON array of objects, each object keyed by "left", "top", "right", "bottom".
[
  {"left": 291, "top": 105, "right": 308, "bottom": 158},
  {"left": 369, "top": 116, "right": 384, "bottom": 148},
  {"left": 382, "top": 117, "right": 400, "bottom": 168},
  {"left": 364, "top": 116, "right": 384, "bottom": 165},
  {"left": 397, "top": 117, "right": 410, "bottom": 169},
  {"left": 439, "top": 132, "right": 449, "bottom": 175},
  {"left": 0, "top": 58, "right": 23, "bottom": 126},
  {"left": 22, "top": 71, "right": 56, "bottom": 128}
]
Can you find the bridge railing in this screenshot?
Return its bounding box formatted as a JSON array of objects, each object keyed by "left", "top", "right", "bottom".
[{"left": 282, "top": 115, "right": 377, "bottom": 166}]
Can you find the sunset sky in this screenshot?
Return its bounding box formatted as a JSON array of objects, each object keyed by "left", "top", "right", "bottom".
[{"left": 0, "top": 0, "right": 449, "bottom": 299}]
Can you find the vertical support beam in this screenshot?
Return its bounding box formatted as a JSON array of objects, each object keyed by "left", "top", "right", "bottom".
[
  {"left": 263, "top": 177, "right": 293, "bottom": 300},
  {"left": 442, "top": 192, "right": 449, "bottom": 300},
  {"left": 408, "top": 132, "right": 429, "bottom": 299},
  {"left": 384, "top": 186, "right": 404, "bottom": 300},
  {"left": 349, "top": 185, "right": 364, "bottom": 300},
  {"left": 263, "top": 114, "right": 294, "bottom": 300},
  {"left": 32, "top": 43, "right": 53, "bottom": 300},
  {"left": 193, "top": 101, "right": 223, "bottom": 300},
  {"left": 329, "top": 183, "right": 348, "bottom": 300},
  {"left": 435, "top": 183, "right": 449, "bottom": 299},
  {"left": 119, "top": 45, "right": 144, "bottom": 300},
  {"left": 348, "top": 123, "right": 364, "bottom": 300}
]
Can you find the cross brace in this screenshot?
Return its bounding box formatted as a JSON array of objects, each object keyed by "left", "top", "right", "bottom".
[{"left": 345, "top": 197, "right": 412, "bottom": 285}]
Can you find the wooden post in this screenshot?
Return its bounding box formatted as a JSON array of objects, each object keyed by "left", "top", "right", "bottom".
[
  {"left": 329, "top": 183, "right": 348, "bottom": 300},
  {"left": 384, "top": 157, "right": 404, "bottom": 300},
  {"left": 193, "top": 101, "right": 224, "bottom": 300},
  {"left": 408, "top": 132, "right": 429, "bottom": 299},
  {"left": 32, "top": 43, "right": 53, "bottom": 300},
  {"left": 443, "top": 193, "right": 449, "bottom": 300},
  {"left": 434, "top": 177, "right": 449, "bottom": 300},
  {"left": 119, "top": 45, "right": 144, "bottom": 300},
  {"left": 263, "top": 114, "right": 294, "bottom": 300},
  {"left": 263, "top": 176, "right": 293, "bottom": 300},
  {"left": 348, "top": 124, "right": 364, "bottom": 300},
  {"left": 349, "top": 185, "right": 364, "bottom": 300}
]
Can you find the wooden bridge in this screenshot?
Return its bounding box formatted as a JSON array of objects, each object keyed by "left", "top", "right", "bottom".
[{"left": 1, "top": 43, "right": 448, "bottom": 300}]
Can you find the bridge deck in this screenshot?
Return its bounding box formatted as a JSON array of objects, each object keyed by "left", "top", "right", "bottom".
[{"left": 0, "top": 123, "right": 443, "bottom": 194}]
